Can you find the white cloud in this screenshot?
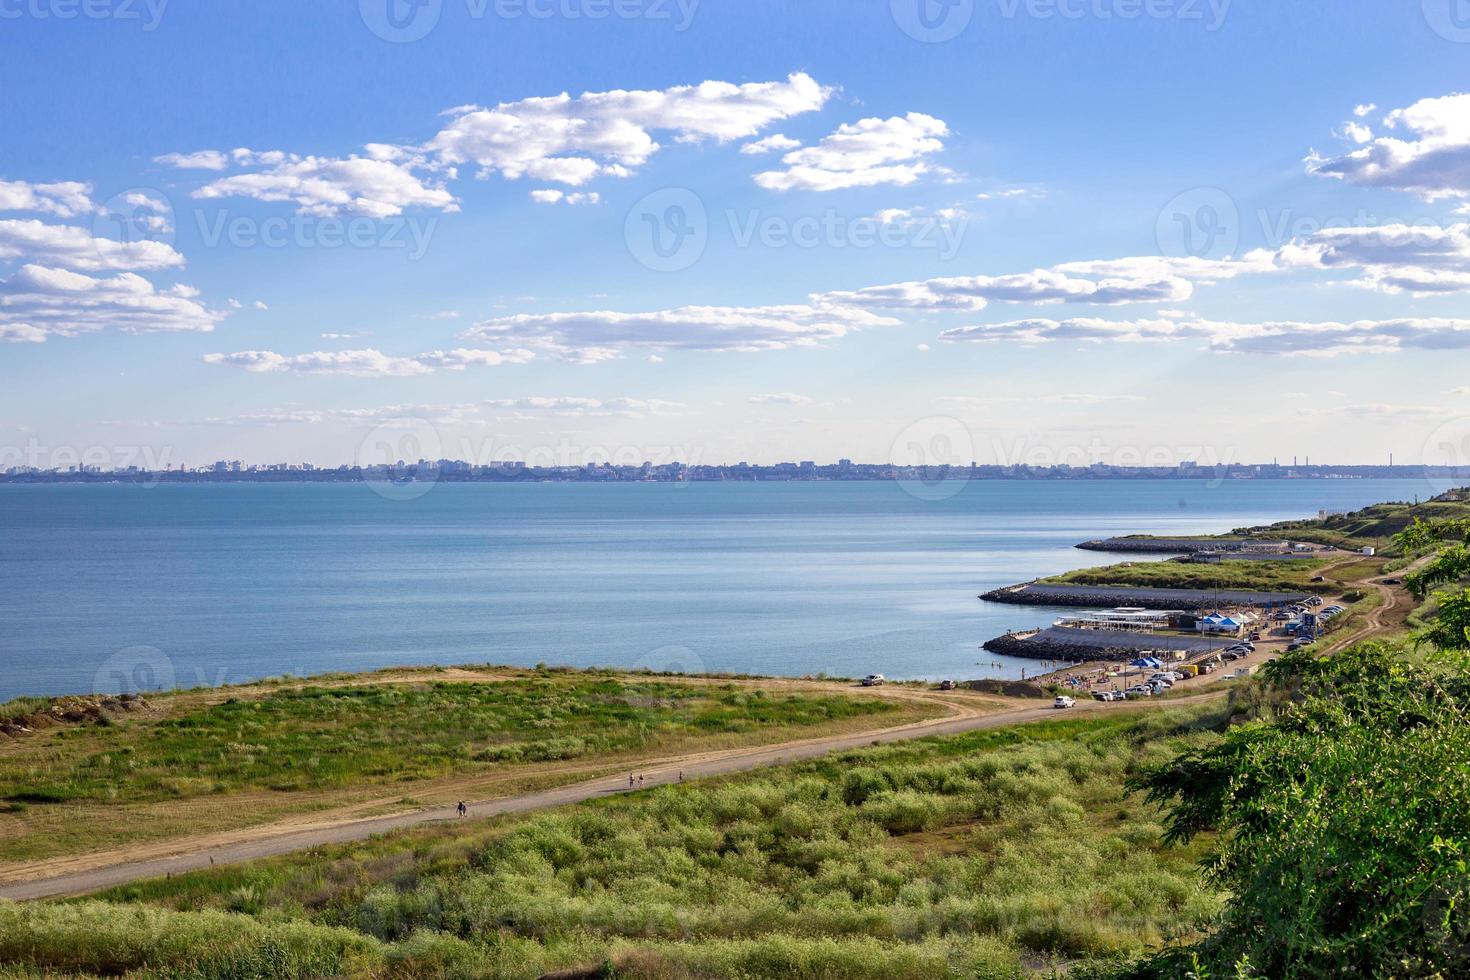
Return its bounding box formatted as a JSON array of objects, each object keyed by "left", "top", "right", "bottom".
[
  {"left": 0, "top": 179, "right": 94, "bottom": 218},
  {"left": 1277, "top": 222, "right": 1470, "bottom": 294},
  {"left": 0, "top": 218, "right": 185, "bottom": 271},
  {"left": 872, "top": 204, "right": 968, "bottom": 225},
  {"left": 818, "top": 265, "right": 1196, "bottom": 312},
  {"left": 212, "top": 396, "right": 681, "bottom": 427},
  {"left": 1298, "top": 402, "right": 1451, "bottom": 420},
  {"left": 0, "top": 264, "right": 221, "bottom": 343},
  {"left": 749, "top": 392, "right": 815, "bottom": 405},
  {"left": 940, "top": 317, "right": 1192, "bottom": 345},
  {"left": 483, "top": 396, "right": 682, "bottom": 418},
  {"left": 202, "top": 347, "right": 535, "bottom": 376},
  {"left": 161, "top": 75, "right": 831, "bottom": 220},
  {"left": 936, "top": 393, "right": 1142, "bottom": 408},
  {"left": 1353, "top": 103, "right": 1377, "bottom": 118},
  {"left": 1307, "top": 93, "right": 1470, "bottom": 200},
  {"left": 741, "top": 134, "right": 801, "bottom": 155},
  {"left": 187, "top": 147, "right": 458, "bottom": 218},
  {"left": 529, "top": 189, "right": 601, "bottom": 205},
  {"left": 429, "top": 73, "right": 832, "bottom": 186},
  {"left": 975, "top": 186, "right": 1045, "bottom": 201},
  {"left": 462, "top": 303, "right": 899, "bottom": 362},
  {"left": 873, "top": 207, "right": 917, "bottom": 224},
  {"left": 940, "top": 314, "right": 1470, "bottom": 357},
  {"left": 155, "top": 150, "right": 232, "bottom": 171},
  {"left": 754, "top": 113, "right": 949, "bottom": 192}
]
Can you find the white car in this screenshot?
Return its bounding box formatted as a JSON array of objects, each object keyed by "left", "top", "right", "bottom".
[
  {"left": 1053, "top": 695, "right": 1076, "bottom": 709},
  {"left": 861, "top": 673, "right": 885, "bottom": 687}
]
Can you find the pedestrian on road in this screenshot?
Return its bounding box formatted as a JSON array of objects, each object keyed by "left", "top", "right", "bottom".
[
  {"left": 629, "top": 774, "right": 635, "bottom": 788},
  {"left": 457, "top": 801, "right": 467, "bottom": 817},
  {"left": 678, "top": 771, "right": 683, "bottom": 783}
]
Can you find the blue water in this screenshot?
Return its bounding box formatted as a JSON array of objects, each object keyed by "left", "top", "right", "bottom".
[{"left": 0, "top": 479, "right": 1451, "bottom": 701}]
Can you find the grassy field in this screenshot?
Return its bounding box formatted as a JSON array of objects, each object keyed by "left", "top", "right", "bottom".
[
  {"left": 1074, "top": 489, "right": 1470, "bottom": 559},
  {"left": 0, "top": 669, "right": 932, "bottom": 866},
  {"left": 1235, "top": 487, "right": 1470, "bottom": 554},
  {"left": 1041, "top": 557, "right": 1331, "bottom": 593},
  {"left": 0, "top": 708, "right": 1225, "bottom": 979}
]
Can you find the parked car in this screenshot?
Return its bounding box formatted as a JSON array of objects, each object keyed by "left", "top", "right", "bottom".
[
  {"left": 1093, "top": 690, "right": 1121, "bottom": 702},
  {"left": 1249, "top": 631, "right": 1262, "bottom": 641},
  {"left": 938, "top": 679, "right": 956, "bottom": 691},
  {"left": 1054, "top": 695, "right": 1076, "bottom": 709},
  {"left": 861, "top": 674, "right": 885, "bottom": 687},
  {"left": 1125, "top": 687, "right": 1153, "bottom": 699}
]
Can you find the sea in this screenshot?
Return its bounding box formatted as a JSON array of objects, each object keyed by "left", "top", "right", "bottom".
[{"left": 0, "top": 478, "right": 1453, "bottom": 701}]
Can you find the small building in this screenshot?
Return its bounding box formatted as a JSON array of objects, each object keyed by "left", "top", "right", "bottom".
[{"left": 1054, "top": 607, "right": 1180, "bottom": 633}]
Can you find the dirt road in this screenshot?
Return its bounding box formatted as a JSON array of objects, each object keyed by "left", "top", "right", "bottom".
[{"left": 0, "top": 692, "right": 1221, "bottom": 902}]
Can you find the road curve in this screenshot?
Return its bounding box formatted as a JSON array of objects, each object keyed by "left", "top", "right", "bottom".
[{"left": 0, "top": 693, "right": 1222, "bottom": 902}]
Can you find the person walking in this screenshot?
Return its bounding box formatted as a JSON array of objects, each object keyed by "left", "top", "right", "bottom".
[{"left": 456, "top": 801, "right": 467, "bottom": 818}]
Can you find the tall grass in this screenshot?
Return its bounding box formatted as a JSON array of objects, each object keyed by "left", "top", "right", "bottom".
[
  {"left": 47, "top": 710, "right": 1227, "bottom": 979},
  {"left": 0, "top": 678, "right": 895, "bottom": 806}
]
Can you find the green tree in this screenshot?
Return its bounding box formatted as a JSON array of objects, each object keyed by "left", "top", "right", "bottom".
[{"left": 1126, "top": 643, "right": 1470, "bottom": 978}]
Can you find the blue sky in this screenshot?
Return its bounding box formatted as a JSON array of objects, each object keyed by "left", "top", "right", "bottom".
[{"left": 4, "top": 0, "right": 1470, "bottom": 470}]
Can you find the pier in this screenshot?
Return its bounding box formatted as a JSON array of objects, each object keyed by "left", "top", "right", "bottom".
[
  {"left": 980, "top": 582, "right": 1311, "bottom": 610},
  {"left": 983, "top": 626, "right": 1234, "bottom": 663}
]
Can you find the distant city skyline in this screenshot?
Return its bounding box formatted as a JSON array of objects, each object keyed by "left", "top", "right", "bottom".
[
  {"left": 5, "top": 452, "right": 1465, "bottom": 483},
  {"left": 5, "top": 4, "right": 1470, "bottom": 466}
]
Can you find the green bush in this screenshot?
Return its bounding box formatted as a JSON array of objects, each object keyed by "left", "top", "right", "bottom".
[{"left": 1129, "top": 642, "right": 1470, "bottom": 977}]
